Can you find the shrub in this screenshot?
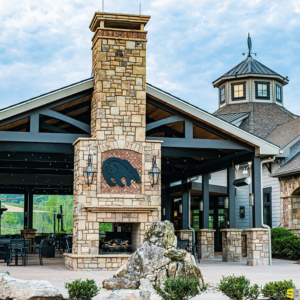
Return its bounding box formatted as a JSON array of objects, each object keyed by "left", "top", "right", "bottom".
[
  {"left": 272, "top": 234, "right": 300, "bottom": 260},
  {"left": 219, "top": 275, "right": 260, "bottom": 300},
  {"left": 262, "top": 280, "right": 295, "bottom": 300},
  {"left": 271, "top": 228, "right": 294, "bottom": 240},
  {"left": 155, "top": 277, "right": 201, "bottom": 300},
  {"left": 65, "top": 279, "right": 100, "bottom": 300}
]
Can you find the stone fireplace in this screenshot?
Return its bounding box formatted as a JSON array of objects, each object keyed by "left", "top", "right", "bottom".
[{"left": 64, "top": 12, "right": 162, "bottom": 271}]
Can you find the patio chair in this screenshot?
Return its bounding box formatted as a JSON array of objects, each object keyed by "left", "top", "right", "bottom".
[
  {"left": 8, "top": 239, "right": 26, "bottom": 267},
  {"left": 177, "top": 239, "right": 190, "bottom": 251},
  {"left": 26, "top": 239, "right": 46, "bottom": 266},
  {"left": 188, "top": 240, "right": 201, "bottom": 263},
  {"left": 0, "top": 239, "right": 10, "bottom": 265}
]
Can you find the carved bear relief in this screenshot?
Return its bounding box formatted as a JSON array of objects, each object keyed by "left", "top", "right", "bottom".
[{"left": 101, "top": 149, "right": 142, "bottom": 194}]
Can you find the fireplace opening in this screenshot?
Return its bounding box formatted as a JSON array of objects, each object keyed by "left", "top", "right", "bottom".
[{"left": 99, "top": 223, "right": 140, "bottom": 254}]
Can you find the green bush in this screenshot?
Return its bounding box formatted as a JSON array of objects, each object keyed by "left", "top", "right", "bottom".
[
  {"left": 219, "top": 275, "right": 260, "bottom": 300},
  {"left": 272, "top": 234, "right": 300, "bottom": 260},
  {"left": 262, "top": 280, "right": 295, "bottom": 300},
  {"left": 155, "top": 277, "right": 201, "bottom": 300},
  {"left": 65, "top": 279, "right": 99, "bottom": 300},
  {"left": 271, "top": 228, "right": 294, "bottom": 240}
]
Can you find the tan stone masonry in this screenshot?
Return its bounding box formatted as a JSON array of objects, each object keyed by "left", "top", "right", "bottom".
[
  {"left": 221, "top": 229, "right": 242, "bottom": 262},
  {"left": 64, "top": 13, "right": 162, "bottom": 271},
  {"left": 196, "top": 229, "right": 215, "bottom": 259}
]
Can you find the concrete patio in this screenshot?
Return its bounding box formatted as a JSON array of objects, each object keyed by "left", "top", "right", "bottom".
[{"left": 0, "top": 254, "right": 299, "bottom": 300}]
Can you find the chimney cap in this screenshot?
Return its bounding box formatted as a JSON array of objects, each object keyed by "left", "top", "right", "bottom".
[{"left": 89, "top": 12, "right": 151, "bottom": 32}]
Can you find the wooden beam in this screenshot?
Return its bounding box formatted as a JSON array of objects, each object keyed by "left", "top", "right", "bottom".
[
  {"left": 146, "top": 116, "right": 183, "bottom": 131},
  {"left": 147, "top": 137, "right": 253, "bottom": 151},
  {"left": 0, "top": 132, "right": 89, "bottom": 143},
  {"left": 42, "top": 110, "right": 90, "bottom": 134}
]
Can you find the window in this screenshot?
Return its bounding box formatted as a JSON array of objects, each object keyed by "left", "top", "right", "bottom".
[
  {"left": 231, "top": 82, "right": 246, "bottom": 100},
  {"left": 255, "top": 81, "right": 270, "bottom": 100},
  {"left": 276, "top": 84, "right": 282, "bottom": 102},
  {"left": 263, "top": 188, "right": 272, "bottom": 228},
  {"left": 220, "top": 86, "right": 226, "bottom": 104}
]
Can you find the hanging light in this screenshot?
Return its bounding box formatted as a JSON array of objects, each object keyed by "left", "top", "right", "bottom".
[
  {"left": 179, "top": 204, "right": 183, "bottom": 214},
  {"left": 163, "top": 208, "right": 166, "bottom": 216},
  {"left": 149, "top": 156, "right": 161, "bottom": 187},
  {"left": 84, "top": 154, "right": 96, "bottom": 186},
  {"left": 224, "top": 197, "right": 229, "bottom": 209},
  {"left": 199, "top": 201, "right": 204, "bottom": 212},
  {"left": 249, "top": 193, "right": 254, "bottom": 206}
]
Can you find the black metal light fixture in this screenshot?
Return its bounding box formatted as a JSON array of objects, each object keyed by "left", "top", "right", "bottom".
[
  {"left": 149, "top": 156, "right": 161, "bottom": 187},
  {"left": 84, "top": 154, "right": 96, "bottom": 186}
]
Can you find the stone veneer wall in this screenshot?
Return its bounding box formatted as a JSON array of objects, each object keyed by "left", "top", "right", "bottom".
[
  {"left": 221, "top": 229, "right": 242, "bottom": 262},
  {"left": 70, "top": 139, "right": 161, "bottom": 258},
  {"left": 245, "top": 228, "right": 269, "bottom": 266},
  {"left": 279, "top": 175, "right": 300, "bottom": 237},
  {"left": 196, "top": 229, "right": 215, "bottom": 259}
]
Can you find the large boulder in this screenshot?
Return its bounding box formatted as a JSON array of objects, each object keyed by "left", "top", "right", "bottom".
[
  {"left": 0, "top": 273, "right": 63, "bottom": 300},
  {"left": 103, "top": 221, "right": 204, "bottom": 292},
  {"left": 102, "top": 290, "right": 161, "bottom": 300},
  {"left": 143, "top": 221, "right": 176, "bottom": 249},
  {"left": 126, "top": 241, "right": 171, "bottom": 275}
]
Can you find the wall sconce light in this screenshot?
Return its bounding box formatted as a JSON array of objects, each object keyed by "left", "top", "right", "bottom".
[
  {"left": 84, "top": 154, "right": 96, "bottom": 187},
  {"left": 179, "top": 204, "right": 183, "bottom": 214},
  {"left": 249, "top": 193, "right": 254, "bottom": 206},
  {"left": 174, "top": 211, "right": 178, "bottom": 217},
  {"left": 149, "top": 156, "right": 161, "bottom": 187},
  {"left": 224, "top": 197, "right": 229, "bottom": 209},
  {"left": 199, "top": 201, "right": 204, "bottom": 212}
]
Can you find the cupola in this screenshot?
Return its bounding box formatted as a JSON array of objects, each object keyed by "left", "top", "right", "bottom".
[{"left": 212, "top": 34, "right": 289, "bottom": 109}]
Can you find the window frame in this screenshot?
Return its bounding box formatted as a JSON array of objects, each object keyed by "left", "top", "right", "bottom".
[
  {"left": 255, "top": 81, "right": 270, "bottom": 100},
  {"left": 231, "top": 82, "right": 246, "bottom": 101},
  {"left": 220, "top": 85, "right": 226, "bottom": 105},
  {"left": 276, "top": 84, "right": 282, "bottom": 103},
  {"left": 263, "top": 187, "right": 272, "bottom": 228}
]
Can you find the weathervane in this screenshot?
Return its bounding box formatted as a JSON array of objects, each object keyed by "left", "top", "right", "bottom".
[{"left": 242, "top": 33, "right": 257, "bottom": 57}]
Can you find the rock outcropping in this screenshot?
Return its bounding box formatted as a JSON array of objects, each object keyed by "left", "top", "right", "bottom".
[
  {"left": 0, "top": 273, "right": 63, "bottom": 300},
  {"left": 103, "top": 221, "right": 204, "bottom": 292}
]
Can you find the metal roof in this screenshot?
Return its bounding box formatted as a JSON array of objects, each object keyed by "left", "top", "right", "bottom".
[
  {"left": 217, "top": 112, "right": 249, "bottom": 123},
  {"left": 212, "top": 57, "right": 289, "bottom": 87}
]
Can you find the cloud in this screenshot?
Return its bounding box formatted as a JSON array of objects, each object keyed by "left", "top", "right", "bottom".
[{"left": 0, "top": 0, "right": 300, "bottom": 115}]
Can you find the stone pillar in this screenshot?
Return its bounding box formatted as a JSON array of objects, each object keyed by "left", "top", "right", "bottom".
[
  {"left": 196, "top": 229, "right": 215, "bottom": 259},
  {"left": 221, "top": 229, "right": 242, "bottom": 262},
  {"left": 245, "top": 228, "right": 269, "bottom": 266},
  {"left": 176, "top": 230, "right": 193, "bottom": 250},
  {"left": 21, "top": 228, "right": 37, "bottom": 243},
  {"left": 90, "top": 13, "right": 150, "bottom": 142}
]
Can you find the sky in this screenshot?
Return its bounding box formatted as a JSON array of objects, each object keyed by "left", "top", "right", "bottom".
[{"left": 0, "top": 0, "right": 300, "bottom": 114}]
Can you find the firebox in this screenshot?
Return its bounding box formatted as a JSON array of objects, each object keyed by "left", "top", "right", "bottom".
[{"left": 99, "top": 223, "right": 140, "bottom": 254}]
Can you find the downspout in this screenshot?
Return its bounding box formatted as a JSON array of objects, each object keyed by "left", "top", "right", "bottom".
[
  {"left": 261, "top": 156, "right": 275, "bottom": 266},
  {"left": 188, "top": 191, "right": 195, "bottom": 245}
]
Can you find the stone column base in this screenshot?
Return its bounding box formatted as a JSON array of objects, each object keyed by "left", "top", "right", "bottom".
[
  {"left": 21, "top": 229, "right": 37, "bottom": 243},
  {"left": 245, "top": 228, "right": 269, "bottom": 266},
  {"left": 65, "top": 254, "right": 130, "bottom": 271},
  {"left": 289, "top": 228, "right": 300, "bottom": 238},
  {"left": 196, "top": 229, "right": 215, "bottom": 259},
  {"left": 176, "top": 230, "right": 194, "bottom": 250},
  {"left": 221, "top": 229, "right": 242, "bottom": 262}
]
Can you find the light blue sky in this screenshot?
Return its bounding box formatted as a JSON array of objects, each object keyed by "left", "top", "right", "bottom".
[{"left": 0, "top": 0, "right": 300, "bottom": 114}]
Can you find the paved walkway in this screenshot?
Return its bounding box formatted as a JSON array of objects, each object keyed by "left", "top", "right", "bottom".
[{"left": 0, "top": 255, "right": 299, "bottom": 300}]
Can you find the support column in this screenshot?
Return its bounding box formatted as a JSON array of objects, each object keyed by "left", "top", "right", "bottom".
[
  {"left": 165, "top": 183, "right": 172, "bottom": 222},
  {"left": 221, "top": 229, "right": 242, "bottom": 262},
  {"left": 245, "top": 228, "right": 269, "bottom": 266},
  {"left": 202, "top": 174, "right": 209, "bottom": 229},
  {"left": 228, "top": 166, "right": 236, "bottom": 228},
  {"left": 196, "top": 229, "right": 215, "bottom": 259},
  {"left": 28, "top": 189, "right": 33, "bottom": 229},
  {"left": 181, "top": 178, "right": 189, "bottom": 230},
  {"left": 24, "top": 189, "right": 28, "bottom": 229},
  {"left": 253, "top": 156, "right": 262, "bottom": 228}
]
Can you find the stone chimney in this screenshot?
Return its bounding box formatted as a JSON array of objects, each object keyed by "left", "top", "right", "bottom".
[{"left": 89, "top": 13, "right": 151, "bottom": 143}]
